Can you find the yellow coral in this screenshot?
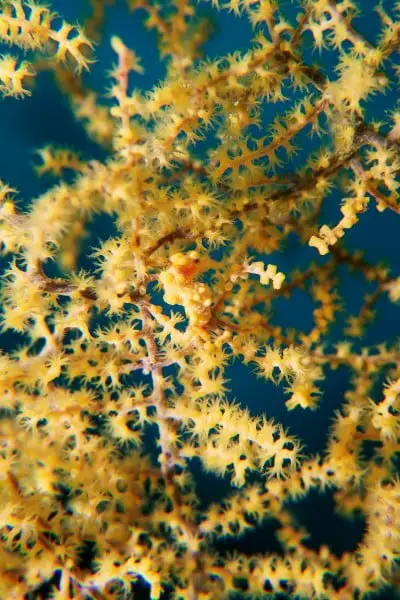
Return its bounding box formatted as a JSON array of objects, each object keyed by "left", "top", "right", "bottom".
[{"left": 0, "top": 0, "right": 399, "bottom": 598}]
